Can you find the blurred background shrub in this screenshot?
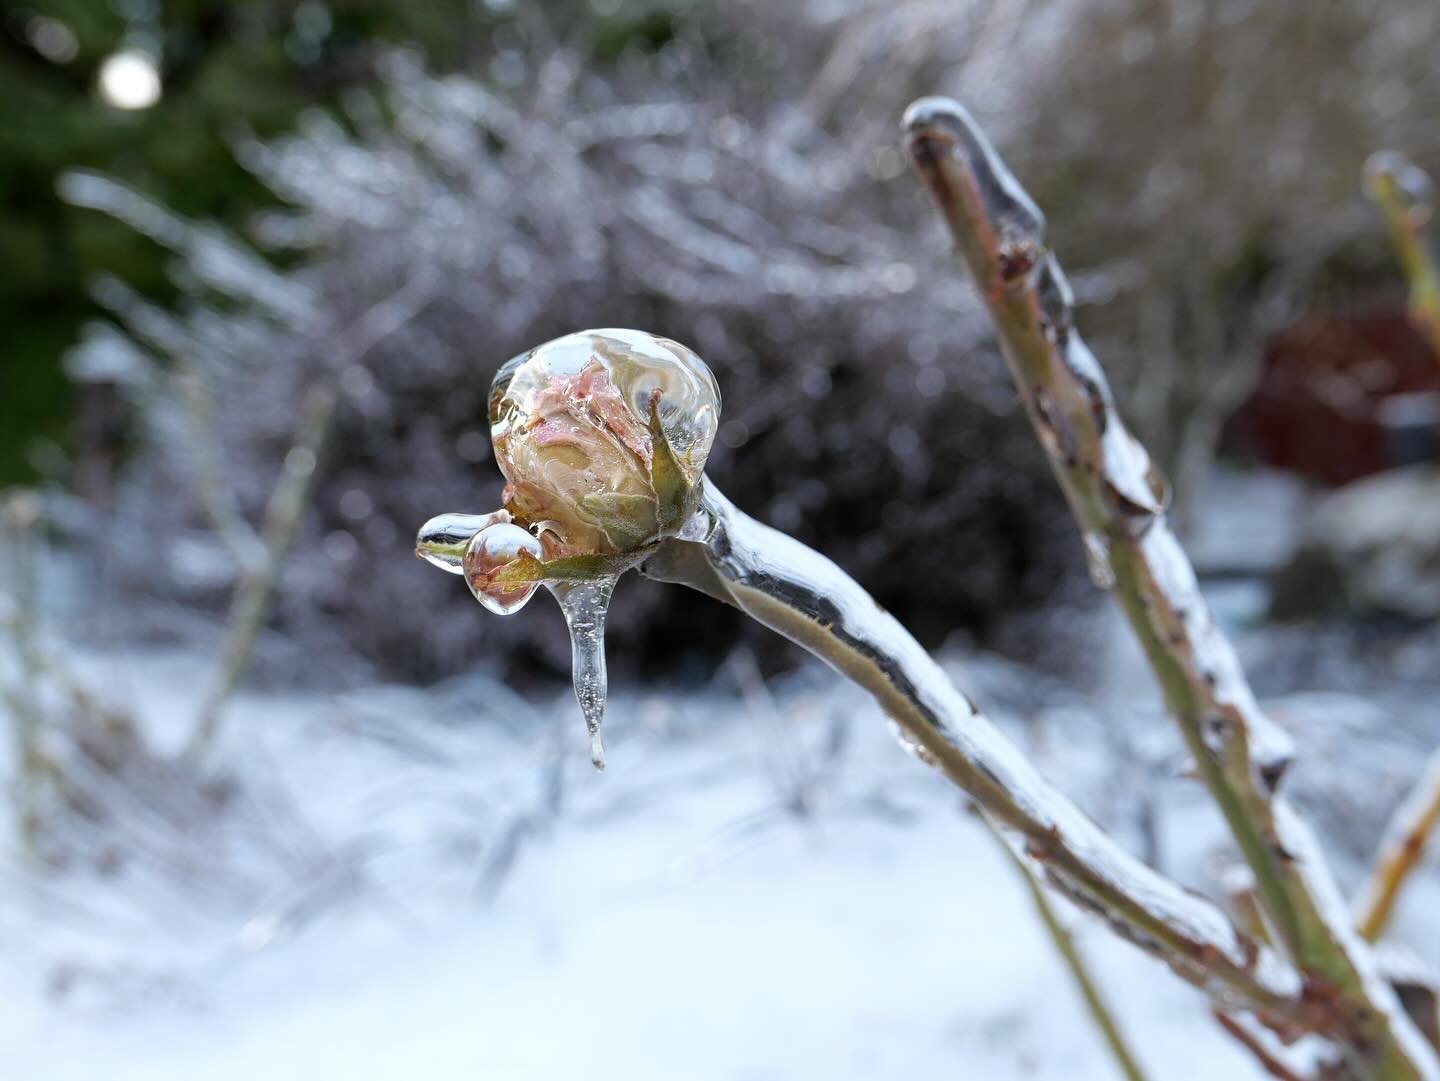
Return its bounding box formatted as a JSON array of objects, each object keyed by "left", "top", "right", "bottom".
[{"left": 6, "top": 0, "right": 1440, "bottom": 689}]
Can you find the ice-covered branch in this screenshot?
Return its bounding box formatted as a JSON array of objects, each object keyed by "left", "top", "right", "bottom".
[
  {"left": 174, "top": 369, "right": 265, "bottom": 570},
  {"left": 414, "top": 327, "right": 1311, "bottom": 1027},
  {"left": 904, "top": 96, "right": 1437, "bottom": 1080},
  {"left": 1365, "top": 152, "right": 1440, "bottom": 358},
  {"left": 640, "top": 482, "right": 1307, "bottom": 1025},
  {"left": 1354, "top": 749, "right": 1440, "bottom": 943}
]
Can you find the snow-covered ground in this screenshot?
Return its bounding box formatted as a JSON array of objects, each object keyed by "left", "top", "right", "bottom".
[
  {"left": 4, "top": 465, "right": 1439, "bottom": 1081},
  {"left": 7, "top": 639, "right": 1416, "bottom": 1081}
]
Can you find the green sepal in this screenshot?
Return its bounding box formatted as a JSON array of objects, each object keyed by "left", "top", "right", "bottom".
[
  {"left": 579, "top": 491, "right": 658, "bottom": 552},
  {"left": 490, "top": 549, "right": 636, "bottom": 586}
]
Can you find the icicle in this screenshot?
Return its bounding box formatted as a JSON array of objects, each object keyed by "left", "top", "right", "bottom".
[{"left": 550, "top": 577, "right": 618, "bottom": 770}]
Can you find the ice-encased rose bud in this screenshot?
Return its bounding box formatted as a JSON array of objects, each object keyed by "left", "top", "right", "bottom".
[{"left": 489, "top": 329, "right": 721, "bottom": 555}]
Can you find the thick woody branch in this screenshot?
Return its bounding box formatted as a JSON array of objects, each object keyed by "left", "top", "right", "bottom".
[{"left": 903, "top": 96, "right": 1437, "bottom": 1081}]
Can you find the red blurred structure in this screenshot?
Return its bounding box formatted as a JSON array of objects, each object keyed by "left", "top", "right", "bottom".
[{"left": 1229, "top": 308, "right": 1440, "bottom": 484}]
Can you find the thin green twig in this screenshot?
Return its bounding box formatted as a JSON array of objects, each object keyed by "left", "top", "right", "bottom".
[
  {"left": 979, "top": 813, "right": 1151, "bottom": 1081},
  {"left": 185, "top": 271, "right": 435, "bottom": 760},
  {"left": 1354, "top": 748, "right": 1440, "bottom": 943},
  {"left": 1366, "top": 152, "right": 1440, "bottom": 358}
]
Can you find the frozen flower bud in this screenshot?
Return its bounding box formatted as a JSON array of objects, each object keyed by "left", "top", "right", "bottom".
[{"left": 489, "top": 329, "right": 721, "bottom": 555}]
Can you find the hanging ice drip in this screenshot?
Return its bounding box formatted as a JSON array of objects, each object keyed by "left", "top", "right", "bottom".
[{"left": 415, "top": 329, "right": 721, "bottom": 768}]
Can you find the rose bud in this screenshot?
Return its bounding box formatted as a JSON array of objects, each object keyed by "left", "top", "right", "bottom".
[{"left": 488, "top": 329, "right": 720, "bottom": 556}]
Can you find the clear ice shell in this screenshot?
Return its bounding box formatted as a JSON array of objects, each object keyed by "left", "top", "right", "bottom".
[
  {"left": 416, "top": 510, "right": 510, "bottom": 573},
  {"left": 489, "top": 328, "right": 722, "bottom": 483},
  {"left": 463, "top": 522, "right": 544, "bottom": 615},
  {"left": 549, "top": 577, "right": 617, "bottom": 770}
]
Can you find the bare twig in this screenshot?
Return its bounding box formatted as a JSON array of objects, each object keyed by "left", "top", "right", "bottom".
[
  {"left": 979, "top": 812, "right": 1151, "bottom": 1081},
  {"left": 1213, "top": 1011, "right": 1311, "bottom": 1081},
  {"left": 2, "top": 492, "right": 47, "bottom": 847},
  {"left": 186, "top": 271, "right": 437, "bottom": 759},
  {"left": 1355, "top": 748, "right": 1440, "bottom": 943},
  {"left": 187, "top": 380, "right": 339, "bottom": 759},
  {"left": 904, "top": 97, "right": 1437, "bottom": 1080},
  {"left": 174, "top": 368, "right": 264, "bottom": 570}
]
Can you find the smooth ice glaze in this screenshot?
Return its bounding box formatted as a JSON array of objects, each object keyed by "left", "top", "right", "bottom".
[
  {"left": 415, "top": 510, "right": 511, "bottom": 574},
  {"left": 489, "top": 329, "right": 721, "bottom": 555},
  {"left": 1081, "top": 532, "right": 1116, "bottom": 590},
  {"left": 463, "top": 523, "right": 545, "bottom": 615},
  {"left": 491, "top": 328, "right": 720, "bottom": 475},
  {"left": 549, "top": 578, "right": 617, "bottom": 770},
  {"left": 1365, "top": 150, "right": 1435, "bottom": 218},
  {"left": 642, "top": 480, "right": 1302, "bottom": 1007}
]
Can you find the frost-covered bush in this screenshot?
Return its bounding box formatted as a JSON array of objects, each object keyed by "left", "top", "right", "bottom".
[
  {"left": 68, "top": 0, "right": 1440, "bottom": 682},
  {"left": 69, "top": 2, "right": 1086, "bottom": 682}
]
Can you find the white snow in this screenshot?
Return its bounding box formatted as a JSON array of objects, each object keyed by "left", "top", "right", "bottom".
[{"left": 0, "top": 649, "right": 1289, "bottom": 1081}]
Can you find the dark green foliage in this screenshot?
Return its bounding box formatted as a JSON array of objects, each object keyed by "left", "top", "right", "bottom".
[{"left": 0, "top": 0, "right": 485, "bottom": 483}]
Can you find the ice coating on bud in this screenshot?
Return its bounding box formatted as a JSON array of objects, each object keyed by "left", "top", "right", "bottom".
[
  {"left": 463, "top": 522, "right": 544, "bottom": 615},
  {"left": 415, "top": 510, "right": 511, "bottom": 573},
  {"left": 489, "top": 328, "right": 721, "bottom": 555},
  {"left": 414, "top": 329, "right": 723, "bottom": 770}
]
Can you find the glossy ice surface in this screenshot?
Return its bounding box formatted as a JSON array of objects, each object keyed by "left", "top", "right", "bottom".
[
  {"left": 487, "top": 329, "right": 720, "bottom": 554},
  {"left": 415, "top": 511, "right": 512, "bottom": 574},
  {"left": 416, "top": 330, "right": 725, "bottom": 765},
  {"left": 490, "top": 329, "right": 721, "bottom": 485},
  {"left": 463, "top": 522, "right": 544, "bottom": 615}
]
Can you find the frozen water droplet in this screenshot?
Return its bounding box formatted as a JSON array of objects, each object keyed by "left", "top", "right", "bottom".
[
  {"left": 550, "top": 577, "right": 617, "bottom": 770},
  {"left": 416, "top": 510, "right": 510, "bottom": 573},
  {"left": 1083, "top": 532, "right": 1115, "bottom": 589},
  {"left": 888, "top": 719, "right": 938, "bottom": 767},
  {"left": 463, "top": 522, "right": 543, "bottom": 615}
]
